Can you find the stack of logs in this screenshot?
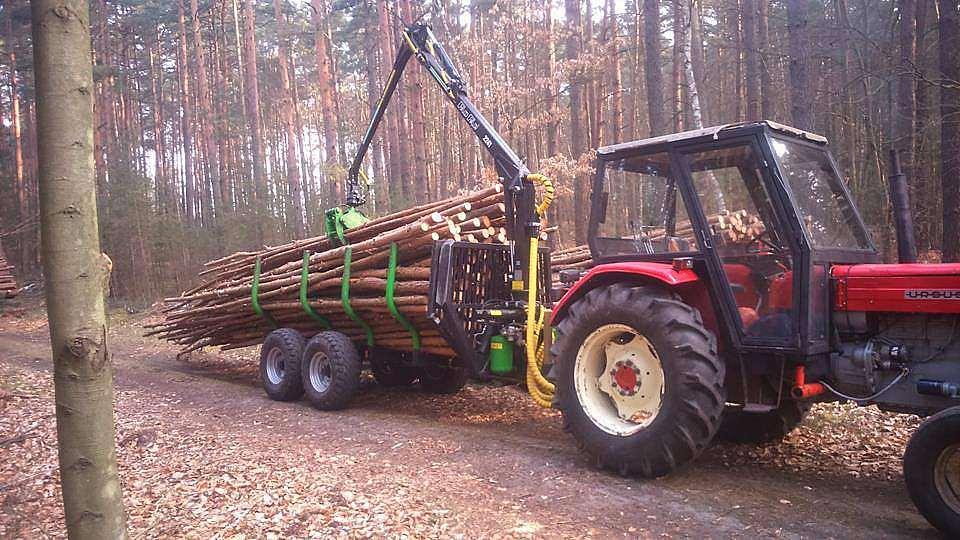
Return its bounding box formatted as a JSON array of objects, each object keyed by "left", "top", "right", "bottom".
[
  {"left": 0, "top": 245, "right": 18, "bottom": 299},
  {"left": 148, "top": 186, "right": 509, "bottom": 357},
  {"left": 549, "top": 210, "right": 765, "bottom": 289}
]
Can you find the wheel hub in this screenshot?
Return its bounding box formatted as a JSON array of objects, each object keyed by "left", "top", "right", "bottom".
[
  {"left": 265, "top": 347, "right": 285, "bottom": 385},
  {"left": 935, "top": 443, "right": 960, "bottom": 514},
  {"left": 575, "top": 324, "right": 665, "bottom": 436},
  {"left": 611, "top": 360, "right": 641, "bottom": 396}
]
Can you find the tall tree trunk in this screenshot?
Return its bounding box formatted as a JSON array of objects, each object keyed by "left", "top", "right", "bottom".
[
  {"left": 688, "top": 0, "right": 707, "bottom": 123},
  {"left": 566, "top": 0, "right": 588, "bottom": 243},
  {"left": 376, "top": 0, "right": 404, "bottom": 207},
  {"left": 785, "top": 0, "right": 813, "bottom": 130},
  {"left": 894, "top": 0, "right": 916, "bottom": 213},
  {"left": 8, "top": 47, "right": 28, "bottom": 270},
  {"left": 643, "top": 0, "right": 666, "bottom": 136},
  {"left": 274, "top": 0, "right": 305, "bottom": 236},
  {"left": 190, "top": 0, "right": 223, "bottom": 214},
  {"left": 544, "top": 4, "right": 559, "bottom": 156},
  {"left": 605, "top": 0, "right": 624, "bottom": 144},
  {"left": 940, "top": 0, "right": 960, "bottom": 261},
  {"left": 241, "top": 0, "right": 267, "bottom": 203},
  {"left": 913, "top": 0, "right": 930, "bottom": 249},
  {"left": 399, "top": 0, "right": 430, "bottom": 204},
  {"left": 177, "top": 0, "right": 196, "bottom": 221},
  {"left": 757, "top": 0, "right": 772, "bottom": 119},
  {"left": 671, "top": 0, "right": 684, "bottom": 131},
  {"left": 148, "top": 33, "right": 168, "bottom": 214},
  {"left": 742, "top": 0, "right": 760, "bottom": 120},
  {"left": 312, "top": 0, "right": 341, "bottom": 205},
  {"left": 30, "top": 1, "right": 127, "bottom": 537}
]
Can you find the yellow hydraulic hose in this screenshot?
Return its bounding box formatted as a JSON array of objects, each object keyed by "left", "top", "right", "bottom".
[{"left": 524, "top": 173, "right": 556, "bottom": 408}]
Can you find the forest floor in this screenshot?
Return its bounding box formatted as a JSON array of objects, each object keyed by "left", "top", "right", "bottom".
[{"left": 0, "top": 298, "right": 939, "bottom": 539}]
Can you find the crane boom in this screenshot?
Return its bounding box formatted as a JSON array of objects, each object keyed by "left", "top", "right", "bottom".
[{"left": 344, "top": 22, "right": 542, "bottom": 287}]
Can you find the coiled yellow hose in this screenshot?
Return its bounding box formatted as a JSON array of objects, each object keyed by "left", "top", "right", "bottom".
[{"left": 524, "top": 173, "right": 556, "bottom": 408}]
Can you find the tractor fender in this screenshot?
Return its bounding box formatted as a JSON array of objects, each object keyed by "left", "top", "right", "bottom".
[{"left": 551, "top": 262, "right": 705, "bottom": 325}]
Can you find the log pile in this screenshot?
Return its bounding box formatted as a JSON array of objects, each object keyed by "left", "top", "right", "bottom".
[
  {"left": 0, "top": 245, "right": 18, "bottom": 299},
  {"left": 148, "top": 186, "right": 509, "bottom": 356},
  {"left": 548, "top": 210, "right": 766, "bottom": 289}
]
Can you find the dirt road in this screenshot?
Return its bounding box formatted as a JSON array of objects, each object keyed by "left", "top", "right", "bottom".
[{"left": 0, "top": 309, "right": 937, "bottom": 538}]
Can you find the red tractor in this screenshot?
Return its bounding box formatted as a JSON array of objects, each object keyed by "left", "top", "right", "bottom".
[{"left": 546, "top": 121, "right": 960, "bottom": 536}]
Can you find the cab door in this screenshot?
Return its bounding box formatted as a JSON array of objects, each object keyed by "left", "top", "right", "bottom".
[{"left": 675, "top": 137, "right": 803, "bottom": 352}]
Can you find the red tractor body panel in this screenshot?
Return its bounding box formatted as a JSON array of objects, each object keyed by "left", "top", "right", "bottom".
[
  {"left": 832, "top": 263, "right": 960, "bottom": 314},
  {"left": 551, "top": 262, "right": 703, "bottom": 325}
]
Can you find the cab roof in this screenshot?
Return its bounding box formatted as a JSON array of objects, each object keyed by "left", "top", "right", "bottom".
[{"left": 596, "top": 120, "right": 828, "bottom": 158}]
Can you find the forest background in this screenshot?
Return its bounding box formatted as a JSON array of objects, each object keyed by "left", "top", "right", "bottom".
[{"left": 1, "top": 0, "right": 958, "bottom": 302}]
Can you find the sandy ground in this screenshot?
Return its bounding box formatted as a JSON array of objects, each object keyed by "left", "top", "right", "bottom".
[{"left": 0, "top": 302, "right": 938, "bottom": 539}]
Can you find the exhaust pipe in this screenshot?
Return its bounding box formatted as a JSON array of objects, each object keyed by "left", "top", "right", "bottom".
[{"left": 887, "top": 148, "right": 917, "bottom": 263}]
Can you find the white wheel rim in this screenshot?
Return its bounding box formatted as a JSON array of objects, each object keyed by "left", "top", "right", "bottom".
[
  {"left": 265, "top": 347, "right": 285, "bottom": 385},
  {"left": 308, "top": 352, "right": 332, "bottom": 394},
  {"left": 935, "top": 443, "right": 960, "bottom": 515},
  {"left": 574, "top": 324, "right": 665, "bottom": 436}
]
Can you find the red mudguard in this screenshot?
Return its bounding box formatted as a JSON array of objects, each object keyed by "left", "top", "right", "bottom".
[
  {"left": 551, "top": 262, "right": 702, "bottom": 325},
  {"left": 832, "top": 263, "right": 960, "bottom": 314}
]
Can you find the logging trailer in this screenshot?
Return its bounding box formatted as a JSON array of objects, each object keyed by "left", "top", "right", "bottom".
[{"left": 253, "top": 17, "right": 960, "bottom": 536}]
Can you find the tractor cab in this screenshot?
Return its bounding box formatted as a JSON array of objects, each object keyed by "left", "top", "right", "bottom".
[{"left": 583, "top": 121, "right": 877, "bottom": 357}]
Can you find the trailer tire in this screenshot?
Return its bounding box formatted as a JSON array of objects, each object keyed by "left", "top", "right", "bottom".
[
  {"left": 420, "top": 364, "right": 468, "bottom": 394},
  {"left": 904, "top": 406, "right": 960, "bottom": 537},
  {"left": 259, "top": 328, "right": 305, "bottom": 402},
  {"left": 552, "top": 284, "right": 725, "bottom": 478},
  {"left": 301, "top": 331, "right": 361, "bottom": 410},
  {"left": 716, "top": 399, "right": 811, "bottom": 444}
]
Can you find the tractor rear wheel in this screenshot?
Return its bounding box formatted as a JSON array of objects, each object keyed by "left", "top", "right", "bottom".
[
  {"left": 552, "top": 284, "right": 725, "bottom": 478},
  {"left": 301, "top": 331, "right": 361, "bottom": 410},
  {"left": 259, "top": 328, "right": 306, "bottom": 402},
  {"left": 904, "top": 406, "right": 960, "bottom": 537},
  {"left": 716, "top": 399, "right": 811, "bottom": 444}
]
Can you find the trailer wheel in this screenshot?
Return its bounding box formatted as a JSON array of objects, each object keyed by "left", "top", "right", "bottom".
[
  {"left": 716, "top": 399, "right": 811, "bottom": 444},
  {"left": 904, "top": 406, "right": 960, "bottom": 537},
  {"left": 420, "top": 364, "right": 468, "bottom": 394},
  {"left": 301, "top": 331, "right": 361, "bottom": 410},
  {"left": 259, "top": 328, "right": 305, "bottom": 402},
  {"left": 552, "top": 284, "right": 725, "bottom": 478}
]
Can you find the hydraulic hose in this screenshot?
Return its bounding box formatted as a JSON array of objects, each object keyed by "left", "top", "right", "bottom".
[{"left": 524, "top": 172, "right": 556, "bottom": 408}]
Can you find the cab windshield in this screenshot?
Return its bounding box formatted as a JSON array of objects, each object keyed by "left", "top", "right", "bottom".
[{"left": 769, "top": 137, "right": 873, "bottom": 251}]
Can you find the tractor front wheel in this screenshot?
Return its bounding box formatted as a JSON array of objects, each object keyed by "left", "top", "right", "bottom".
[
  {"left": 552, "top": 284, "right": 725, "bottom": 478},
  {"left": 904, "top": 406, "right": 960, "bottom": 537}
]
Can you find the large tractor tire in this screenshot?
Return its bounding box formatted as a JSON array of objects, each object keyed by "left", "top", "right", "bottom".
[
  {"left": 904, "top": 406, "right": 960, "bottom": 537},
  {"left": 716, "top": 399, "right": 811, "bottom": 444},
  {"left": 259, "top": 328, "right": 306, "bottom": 402},
  {"left": 552, "top": 284, "right": 725, "bottom": 478},
  {"left": 301, "top": 331, "right": 361, "bottom": 410}
]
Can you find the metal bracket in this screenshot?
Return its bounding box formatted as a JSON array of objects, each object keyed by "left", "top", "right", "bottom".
[{"left": 300, "top": 250, "right": 331, "bottom": 330}]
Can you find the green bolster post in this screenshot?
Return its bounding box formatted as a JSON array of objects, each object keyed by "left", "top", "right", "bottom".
[
  {"left": 386, "top": 243, "right": 421, "bottom": 350},
  {"left": 341, "top": 247, "right": 375, "bottom": 347},
  {"left": 251, "top": 256, "right": 278, "bottom": 330},
  {"left": 300, "top": 251, "right": 331, "bottom": 329}
]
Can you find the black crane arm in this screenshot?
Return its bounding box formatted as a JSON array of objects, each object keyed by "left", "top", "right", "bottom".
[
  {"left": 347, "top": 23, "right": 528, "bottom": 204},
  {"left": 345, "top": 23, "right": 552, "bottom": 282}
]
